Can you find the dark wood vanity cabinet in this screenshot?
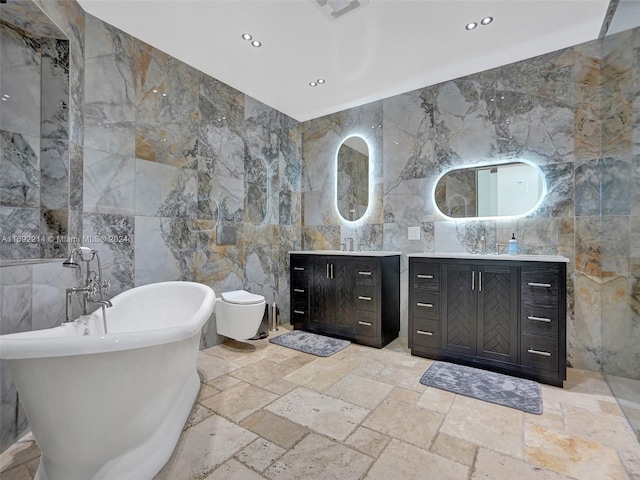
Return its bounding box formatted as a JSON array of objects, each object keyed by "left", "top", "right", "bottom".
[
  {"left": 409, "top": 256, "right": 567, "bottom": 386},
  {"left": 290, "top": 253, "right": 400, "bottom": 348}
]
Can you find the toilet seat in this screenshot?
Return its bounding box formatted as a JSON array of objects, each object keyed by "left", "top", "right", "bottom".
[{"left": 221, "top": 290, "right": 265, "bottom": 305}]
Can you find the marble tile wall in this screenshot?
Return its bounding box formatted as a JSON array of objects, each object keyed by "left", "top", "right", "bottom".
[{"left": 0, "top": 0, "right": 302, "bottom": 452}]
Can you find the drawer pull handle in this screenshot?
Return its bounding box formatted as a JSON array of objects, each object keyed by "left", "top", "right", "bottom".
[
  {"left": 293, "top": 267, "right": 305, "bottom": 271},
  {"left": 528, "top": 282, "right": 552, "bottom": 288},
  {"left": 358, "top": 321, "right": 372, "bottom": 326},
  {"left": 358, "top": 271, "right": 372, "bottom": 276},
  {"left": 293, "top": 288, "right": 305, "bottom": 293},
  {"left": 293, "top": 310, "right": 305, "bottom": 315},
  {"left": 416, "top": 274, "right": 434, "bottom": 279},
  {"left": 416, "top": 330, "right": 434, "bottom": 336},
  {"left": 416, "top": 302, "right": 433, "bottom": 308},
  {"left": 528, "top": 315, "right": 552, "bottom": 323},
  {"left": 527, "top": 348, "right": 552, "bottom": 357},
  {"left": 358, "top": 296, "right": 372, "bottom": 301}
]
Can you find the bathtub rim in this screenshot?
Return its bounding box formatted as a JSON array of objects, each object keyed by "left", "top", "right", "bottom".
[{"left": 0, "top": 281, "right": 215, "bottom": 360}]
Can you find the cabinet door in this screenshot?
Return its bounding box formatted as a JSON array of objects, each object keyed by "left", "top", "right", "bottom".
[
  {"left": 332, "top": 258, "right": 355, "bottom": 333},
  {"left": 477, "top": 265, "right": 518, "bottom": 364},
  {"left": 310, "top": 257, "right": 332, "bottom": 329},
  {"left": 443, "top": 263, "right": 477, "bottom": 356}
]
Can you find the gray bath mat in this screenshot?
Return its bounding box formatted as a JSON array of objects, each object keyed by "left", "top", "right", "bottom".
[
  {"left": 269, "top": 330, "right": 350, "bottom": 357},
  {"left": 419, "top": 361, "right": 542, "bottom": 415}
]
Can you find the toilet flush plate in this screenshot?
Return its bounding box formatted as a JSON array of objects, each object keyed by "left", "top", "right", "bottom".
[{"left": 216, "top": 225, "right": 237, "bottom": 245}]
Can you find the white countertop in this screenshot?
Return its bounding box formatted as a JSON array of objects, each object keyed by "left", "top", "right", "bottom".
[
  {"left": 290, "top": 250, "right": 402, "bottom": 257},
  {"left": 406, "top": 252, "right": 570, "bottom": 263}
]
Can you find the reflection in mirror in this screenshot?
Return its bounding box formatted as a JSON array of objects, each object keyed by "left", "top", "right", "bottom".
[
  {"left": 336, "top": 136, "right": 369, "bottom": 222},
  {"left": 434, "top": 161, "right": 546, "bottom": 219}
]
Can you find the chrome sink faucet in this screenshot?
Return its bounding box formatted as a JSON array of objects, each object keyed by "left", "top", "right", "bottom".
[
  {"left": 480, "top": 236, "right": 487, "bottom": 254},
  {"left": 344, "top": 237, "right": 354, "bottom": 252}
]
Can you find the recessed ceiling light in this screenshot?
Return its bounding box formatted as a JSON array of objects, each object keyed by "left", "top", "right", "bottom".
[
  {"left": 309, "top": 82, "right": 318, "bottom": 87},
  {"left": 317, "top": 79, "right": 325, "bottom": 84},
  {"left": 241, "top": 33, "right": 252, "bottom": 41},
  {"left": 251, "top": 40, "right": 262, "bottom": 48},
  {"left": 481, "top": 16, "right": 493, "bottom": 25},
  {"left": 465, "top": 22, "right": 477, "bottom": 30}
]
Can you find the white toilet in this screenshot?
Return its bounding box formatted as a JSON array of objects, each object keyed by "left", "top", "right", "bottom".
[{"left": 214, "top": 289, "right": 266, "bottom": 340}]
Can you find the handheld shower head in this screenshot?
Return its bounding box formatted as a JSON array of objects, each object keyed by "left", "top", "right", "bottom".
[{"left": 62, "top": 249, "right": 79, "bottom": 268}]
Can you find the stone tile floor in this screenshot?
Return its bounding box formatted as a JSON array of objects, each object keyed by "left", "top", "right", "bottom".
[{"left": 2, "top": 331, "right": 639, "bottom": 480}]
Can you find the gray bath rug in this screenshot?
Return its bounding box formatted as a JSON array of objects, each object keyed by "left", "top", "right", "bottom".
[
  {"left": 419, "top": 361, "right": 543, "bottom": 415},
  {"left": 269, "top": 330, "right": 350, "bottom": 357}
]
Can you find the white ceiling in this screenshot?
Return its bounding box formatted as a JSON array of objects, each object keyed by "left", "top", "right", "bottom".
[{"left": 77, "top": 0, "right": 611, "bottom": 122}]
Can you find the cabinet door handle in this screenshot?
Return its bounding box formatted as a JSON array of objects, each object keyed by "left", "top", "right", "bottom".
[
  {"left": 326, "top": 264, "right": 330, "bottom": 279},
  {"left": 293, "top": 310, "right": 305, "bottom": 315},
  {"left": 330, "top": 263, "right": 334, "bottom": 279},
  {"left": 293, "top": 288, "right": 305, "bottom": 293},
  {"left": 416, "top": 330, "right": 434, "bottom": 336},
  {"left": 527, "top": 348, "right": 552, "bottom": 357},
  {"left": 471, "top": 271, "right": 475, "bottom": 291},
  {"left": 528, "top": 282, "right": 552, "bottom": 288},
  {"left": 358, "top": 296, "right": 372, "bottom": 301},
  {"left": 359, "top": 271, "right": 372, "bottom": 276},
  {"left": 416, "top": 274, "right": 434, "bottom": 279},
  {"left": 293, "top": 267, "right": 305, "bottom": 271},
  {"left": 479, "top": 271, "right": 482, "bottom": 292},
  {"left": 528, "top": 315, "right": 552, "bottom": 323},
  {"left": 416, "top": 302, "right": 433, "bottom": 308},
  {"left": 358, "top": 321, "right": 372, "bottom": 326}
]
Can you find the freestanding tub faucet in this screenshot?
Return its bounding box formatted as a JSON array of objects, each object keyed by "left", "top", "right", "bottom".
[{"left": 63, "top": 247, "right": 111, "bottom": 331}]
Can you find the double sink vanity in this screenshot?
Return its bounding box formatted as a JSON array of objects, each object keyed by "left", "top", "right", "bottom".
[{"left": 290, "top": 250, "right": 568, "bottom": 387}]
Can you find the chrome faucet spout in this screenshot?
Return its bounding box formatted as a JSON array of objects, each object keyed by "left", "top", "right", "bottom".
[{"left": 344, "top": 237, "right": 354, "bottom": 252}]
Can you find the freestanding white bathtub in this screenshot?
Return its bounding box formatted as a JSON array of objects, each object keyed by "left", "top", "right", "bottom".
[{"left": 0, "top": 281, "right": 215, "bottom": 480}]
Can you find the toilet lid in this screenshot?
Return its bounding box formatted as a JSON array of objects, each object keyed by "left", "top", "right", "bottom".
[{"left": 221, "top": 290, "right": 265, "bottom": 305}]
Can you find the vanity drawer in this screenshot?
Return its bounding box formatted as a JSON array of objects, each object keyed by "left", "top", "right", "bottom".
[
  {"left": 412, "top": 293, "right": 439, "bottom": 320},
  {"left": 520, "top": 333, "right": 559, "bottom": 373},
  {"left": 291, "top": 258, "right": 309, "bottom": 282},
  {"left": 355, "top": 260, "right": 379, "bottom": 286},
  {"left": 412, "top": 318, "right": 440, "bottom": 349},
  {"left": 521, "top": 304, "right": 559, "bottom": 336},
  {"left": 355, "top": 310, "right": 377, "bottom": 338},
  {"left": 355, "top": 286, "right": 377, "bottom": 312},
  {"left": 521, "top": 265, "right": 560, "bottom": 307},
  {"left": 411, "top": 262, "right": 441, "bottom": 293}
]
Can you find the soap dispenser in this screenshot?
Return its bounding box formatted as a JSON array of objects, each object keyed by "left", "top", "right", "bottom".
[{"left": 508, "top": 233, "right": 518, "bottom": 255}]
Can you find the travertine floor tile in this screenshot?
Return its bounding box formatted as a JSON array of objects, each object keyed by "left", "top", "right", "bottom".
[
  {"left": 198, "top": 383, "right": 219, "bottom": 401},
  {"left": 266, "top": 387, "right": 369, "bottom": 441},
  {"left": 0, "top": 464, "right": 35, "bottom": 480},
  {"left": 365, "top": 439, "right": 469, "bottom": 480},
  {"left": 185, "top": 403, "right": 214, "bottom": 429},
  {"left": 374, "top": 362, "right": 428, "bottom": 392},
  {"left": 416, "top": 386, "right": 456, "bottom": 414},
  {"left": 262, "top": 378, "right": 297, "bottom": 396},
  {"left": 156, "top": 414, "right": 257, "bottom": 480},
  {"left": 363, "top": 397, "right": 443, "bottom": 448},
  {"left": 207, "top": 374, "right": 242, "bottom": 391},
  {"left": 201, "top": 383, "right": 278, "bottom": 422},
  {"left": 282, "top": 357, "right": 356, "bottom": 391},
  {"left": 430, "top": 432, "right": 477, "bottom": 467},
  {"left": 203, "top": 459, "right": 265, "bottom": 480},
  {"left": 197, "top": 352, "right": 241, "bottom": 382},
  {"left": 240, "top": 409, "right": 309, "bottom": 449},
  {"left": 229, "top": 359, "right": 295, "bottom": 388},
  {"left": 524, "top": 423, "right": 630, "bottom": 480},
  {"left": 563, "top": 404, "right": 639, "bottom": 450},
  {"left": 344, "top": 427, "right": 391, "bottom": 457},
  {"left": 0, "top": 439, "right": 39, "bottom": 474},
  {"left": 264, "top": 433, "right": 373, "bottom": 480},
  {"left": 473, "top": 448, "right": 575, "bottom": 480},
  {"left": 236, "top": 438, "right": 286, "bottom": 472},
  {"left": 439, "top": 395, "right": 524, "bottom": 458},
  {"left": 324, "top": 373, "right": 394, "bottom": 409}
]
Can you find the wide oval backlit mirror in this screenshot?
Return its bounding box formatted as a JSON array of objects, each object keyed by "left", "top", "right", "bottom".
[
  {"left": 336, "top": 136, "right": 369, "bottom": 222},
  {"left": 434, "top": 160, "right": 546, "bottom": 219}
]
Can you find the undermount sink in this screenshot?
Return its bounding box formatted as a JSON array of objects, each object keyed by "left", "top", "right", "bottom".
[
  {"left": 406, "top": 252, "right": 570, "bottom": 263},
  {"left": 290, "top": 250, "right": 402, "bottom": 257}
]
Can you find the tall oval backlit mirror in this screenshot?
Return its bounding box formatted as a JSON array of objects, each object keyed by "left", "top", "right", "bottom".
[
  {"left": 434, "top": 160, "right": 546, "bottom": 219},
  {"left": 336, "top": 136, "right": 369, "bottom": 222}
]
